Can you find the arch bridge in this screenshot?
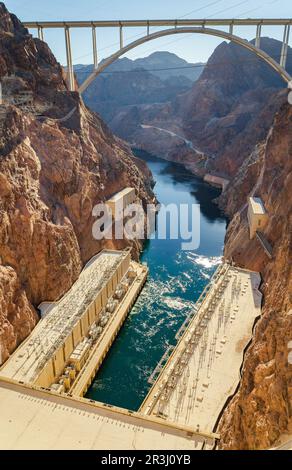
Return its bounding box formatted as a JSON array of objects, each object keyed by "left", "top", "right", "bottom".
[{"left": 23, "top": 18, "right": 292, "bottom": 93}]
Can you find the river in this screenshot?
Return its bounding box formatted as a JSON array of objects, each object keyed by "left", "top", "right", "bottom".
[{"left": 86, "top": 151, "right": 227, "bottom": 411}]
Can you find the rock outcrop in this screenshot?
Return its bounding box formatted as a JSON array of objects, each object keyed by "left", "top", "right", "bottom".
[
  {"left": 217, "top": 102, "right": 292, "bottom": 449},
  {"left": 0, "top": 2, "right": 154, "bottom": 363}
]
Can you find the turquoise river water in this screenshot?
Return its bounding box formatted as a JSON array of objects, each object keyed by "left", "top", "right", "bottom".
[{"left": 86, "top": 152, "right": 227, "bottom": 411}]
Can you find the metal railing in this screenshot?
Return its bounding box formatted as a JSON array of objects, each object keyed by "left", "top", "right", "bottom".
[{"left": 22, "top": 18, "right": 292, "bottom": 92}]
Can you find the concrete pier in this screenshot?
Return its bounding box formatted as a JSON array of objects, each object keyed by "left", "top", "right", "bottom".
[{"left": 204, "top": 174, "right": 230, "bottom": 191}]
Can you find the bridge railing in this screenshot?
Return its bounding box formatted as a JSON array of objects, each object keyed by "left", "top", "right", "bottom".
[{"left": 23, "top": 18, "right": 292, "bottom": 92}]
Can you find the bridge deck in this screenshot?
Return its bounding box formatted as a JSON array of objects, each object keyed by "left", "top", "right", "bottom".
[{"left": 24, "top": 19, "right": 292, "bottom": 29}]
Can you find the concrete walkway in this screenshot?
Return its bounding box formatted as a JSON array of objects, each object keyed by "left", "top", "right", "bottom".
[{"left": 0, "top": 379, "right": 217, "bottom": 450}]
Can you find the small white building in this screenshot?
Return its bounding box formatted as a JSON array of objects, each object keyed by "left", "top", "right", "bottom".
[
  {"left": 247, "top": 197, "right": 268, "bottom": 239},
  {"left": 106, "top": 188, "right": 136, "bottom": 218}
]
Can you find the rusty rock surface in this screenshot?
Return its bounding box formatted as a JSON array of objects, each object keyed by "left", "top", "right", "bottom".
[
  {"left": 0, "top": 3, "right": 154, "bottom": 363},
  {"left": 218, "top": 103, "right": 292, "bottom": 449}
]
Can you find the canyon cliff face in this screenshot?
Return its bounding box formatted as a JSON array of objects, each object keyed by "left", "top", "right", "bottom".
[
  {"left": 0, "top": 3, "right": 154, "bottom": 363},
  {"left": 75, "top": 52, "right": 201, "bottom": 124},
  {"left": 138, "top": 34, "right": 292, "bottom": 450},
  {"left": 177, "top": 38, "right": 292, "bottom": 178},
  {"left": 217, "top": 102, "right": 292, "bottom": 449},
  {"left": 109, "top": 38, "right": 291, "bottom": 182}
]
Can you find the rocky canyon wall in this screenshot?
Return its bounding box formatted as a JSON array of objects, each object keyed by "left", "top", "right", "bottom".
[
  {"left": 217, "top": 101, "right": 292, "bottom": 449},
  {"left": 108, "top": 38, "right": 291, "bottom": 184},
  {"left": 0, "top": 3, "right": 154, "bottom": 363}
]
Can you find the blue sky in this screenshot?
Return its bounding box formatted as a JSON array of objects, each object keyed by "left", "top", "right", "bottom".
[{"left": 4, "top": 0, "right": 292, "bottom": 64}]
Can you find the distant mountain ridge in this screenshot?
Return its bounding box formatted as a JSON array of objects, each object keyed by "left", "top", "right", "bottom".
[
  {"left": 107, "top": 37, "right": 292, "bottom": 179},
  {"left": 118, "top": 51, "right": 204, "bottom": 82},
  {"left": 75, "top": 52, "right": 204, "bottom": 123},
  {"left": 75, "top": 51, "right": 204, "bottom": 83}
]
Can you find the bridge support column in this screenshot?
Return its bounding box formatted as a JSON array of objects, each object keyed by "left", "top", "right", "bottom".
[
  {"left": 255, "top": 24, "right": 262, "bottom": 49},
  {"left": 119, "top": 24, "right": 124, "bottom": 49},
  {"left": 38, "top": 26, "right": 44, "bottom": 41},
  {"left": 229, "top": 23, "right": 234, "bottom": 35},
  {"left": 92, "top": 26, "right": 98, "bottom": 69},
  {"left": 64, "top": 26, "right": 75, "bottom": 92},
  {"left": 147, "top": 21, "right": 150, "bottom": 36},
  {"left": 280, "top": 25, "right": 290, "bottom": 69}
]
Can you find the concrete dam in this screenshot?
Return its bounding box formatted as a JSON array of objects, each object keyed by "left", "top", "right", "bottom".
[{"left": 0, "top": 185, "right": 265, "bottom": 449}]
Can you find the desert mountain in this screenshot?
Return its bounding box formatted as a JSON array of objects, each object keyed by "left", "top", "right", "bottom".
[
  {"left": 107, "top": 37, "right": 291, "bottom": 182},
  {"left": 75, "top": 52, "right": 204, "bottom": 122}
]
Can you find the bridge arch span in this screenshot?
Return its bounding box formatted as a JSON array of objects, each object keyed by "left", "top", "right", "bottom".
[{"left": 78, "top": 27, "right": 292, "bottom": 94}]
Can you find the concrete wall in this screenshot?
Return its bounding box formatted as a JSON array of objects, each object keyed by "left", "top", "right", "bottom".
[
  {"left": 123, "top": 188, "right": 136, "bottom": 207},
  {"left": 88, "top": 303, "right": 96, "bottom": 324},
  {"left": 64, "top": 334, "right": 74, "bottom": 360},
  {"left": 107, "top": 189, "right": 136, "bottom": 218},
  {"left": 247, "top": 204, "right": 269, "bottom": 239},
  {"left": 73, "top": 323, "right": 82, "bottom": 347},
  {"left": 35, "top": 359, "right": 55, "bottom": 388}
]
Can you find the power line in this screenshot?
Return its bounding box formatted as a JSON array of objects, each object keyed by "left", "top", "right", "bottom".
[
  {"left": 177, "top": 0, "right": 226, "bottom": 19},
  {"left": 237, "top": 0, "right": 281, "bottom": 18},
  {"left": 207, "top": 0, "right": 251, "bottom": 18},
  {"left": 74, "top": 54, "right": 288, "bottom": 76},
  {"left": 72, "top": 0, "right": 253, "bottom": 63},
  {"left": 117, "top": 1, "right": 254, "bottom": 61}
]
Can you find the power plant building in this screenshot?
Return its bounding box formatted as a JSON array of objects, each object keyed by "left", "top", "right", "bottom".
[{"left": 0, "top": 250, "right": 132, "bottom": 389}]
